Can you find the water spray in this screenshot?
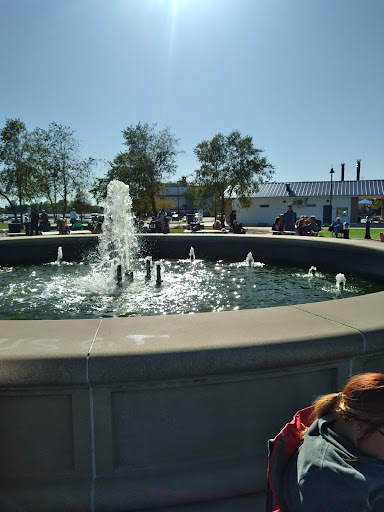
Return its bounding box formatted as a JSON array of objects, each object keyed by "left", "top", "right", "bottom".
[
  {"left": 336, "top": 273, "right": 346, "bottom": 291},
  {"left": 56, "top": 246, "right": 63, "bottom": 264},
  {"left": 245, "top": 252, "right": 254, "bottom": 266}
]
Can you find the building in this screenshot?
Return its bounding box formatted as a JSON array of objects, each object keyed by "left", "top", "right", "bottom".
[{"left": 232, "top": 179, "right": 384, "bottom": 226}]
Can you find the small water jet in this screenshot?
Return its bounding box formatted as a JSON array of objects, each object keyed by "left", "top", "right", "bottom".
[
  {"left": 336, "top": 273, "right": 346, "bottom": 290},
  {"left": 55, "top": 246, "right": 63, "bottom": 264},
  {"left": 245, "top": 252, "right": 255, "bottom": 266},
  {"left": 308, "top": 266, "right": 317, "bottom": 277},
  {"left": 189, "top": 247, "right": 195, "bottom": 262}
]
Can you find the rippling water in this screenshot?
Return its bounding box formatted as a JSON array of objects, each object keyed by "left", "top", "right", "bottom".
[{"left": 0, "top": 258, "right": 382, "bottom": 320}]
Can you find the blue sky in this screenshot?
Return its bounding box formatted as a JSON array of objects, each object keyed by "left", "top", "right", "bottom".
[{"left": 1, "top": 0, "right": 383, "bottom": 187}]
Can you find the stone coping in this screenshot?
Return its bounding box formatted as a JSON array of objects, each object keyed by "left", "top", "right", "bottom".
[{"left": 1, "top": 234, "right": 384, "bottom": 387}]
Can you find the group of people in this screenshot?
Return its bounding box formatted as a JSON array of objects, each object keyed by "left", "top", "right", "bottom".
[
  {"left": 281, "top": 372, "right": 384, "bottom": 511},
  {"left": 272, "top": 204, "right": 319, "bottom": 236},
  {"left": 135, "top": 210, "right": 170, "bottom": 234},
  {"left": 28, "top": 208, "right": 50, "bottom": 235}
]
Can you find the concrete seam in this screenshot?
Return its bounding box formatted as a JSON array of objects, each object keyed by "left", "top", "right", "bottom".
[
  {"left": 290, "top": 305, "right": 368, "bottom": 354},
  {"left": 86, "top": 319, "right": 103, "bottom": 512}
]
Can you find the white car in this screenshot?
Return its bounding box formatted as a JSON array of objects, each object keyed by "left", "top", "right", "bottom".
[{"left": 171, "top": 212, "right": 179, "bottom": 221}]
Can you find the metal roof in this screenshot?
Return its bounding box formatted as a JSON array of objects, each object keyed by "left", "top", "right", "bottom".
[{"left": 252, "top": 180, "right": 384, "bottom": 198}]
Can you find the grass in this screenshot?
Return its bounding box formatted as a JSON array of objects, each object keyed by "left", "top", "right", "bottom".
[{"left": 318, "top": 227, "right": 383, "bottom": 239}]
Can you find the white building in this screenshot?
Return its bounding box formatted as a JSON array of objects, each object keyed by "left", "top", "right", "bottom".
[{"left": 232, "top": 180, "right": 384, "bottom": 226}]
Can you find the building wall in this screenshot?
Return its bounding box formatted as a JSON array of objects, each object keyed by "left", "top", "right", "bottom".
[{"left": 234, "top": 197, "right": 353, "bottom": 226}]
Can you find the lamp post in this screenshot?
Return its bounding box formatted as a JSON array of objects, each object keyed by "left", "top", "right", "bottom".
[{"left": 329, "top": 167, "right": 335, "bottom": 222}]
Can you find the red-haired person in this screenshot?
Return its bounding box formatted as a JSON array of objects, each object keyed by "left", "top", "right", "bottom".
[{"left": 284, "top": 373, "right": 384, "bottom": 511}]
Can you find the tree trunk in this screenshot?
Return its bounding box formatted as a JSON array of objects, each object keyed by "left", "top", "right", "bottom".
[{"left": 220, "top": 194, "right": 225, "bottom": 226}]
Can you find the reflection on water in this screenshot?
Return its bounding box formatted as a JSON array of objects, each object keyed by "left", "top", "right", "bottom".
[{"left": 0, "top": 259, "right": 382, "bottom": 320}]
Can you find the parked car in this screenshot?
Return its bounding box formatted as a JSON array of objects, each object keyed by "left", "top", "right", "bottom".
[{"left": 171, "top": 212, "right": 179, "bottom": 221}]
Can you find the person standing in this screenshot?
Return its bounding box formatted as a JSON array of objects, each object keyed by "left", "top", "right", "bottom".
[
  {"left": 229, "top": 210, "right": 237, "bottom": 230},
  {"left": 282, "top": 204, "right": 297, "bottom": 232},
  {"left": 30, "top": 208, "right": 39, "bottom": 236},
  {"left": 69, "top": 209, "right": 77, "bottom": 225}
]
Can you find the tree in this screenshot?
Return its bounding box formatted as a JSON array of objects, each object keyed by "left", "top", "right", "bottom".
[
  {"left": 93, "top": 123, "right": 181, "bottom": 216},
  {"left": 193, "top": 130, "right": 274, "bottom": 224},
  {"left": 70, "top": 187, "right": 93, "bottom": 220},
  {"left": 43, "top": 122, "right": 95, "bottom": 218},
  {"left": 0, "top": 118, "right": 38, "bottom": 225}
]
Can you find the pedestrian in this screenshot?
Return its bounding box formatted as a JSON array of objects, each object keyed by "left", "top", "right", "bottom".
[{"left": 282, "top": 204, "right": 297, "bottom": 232}]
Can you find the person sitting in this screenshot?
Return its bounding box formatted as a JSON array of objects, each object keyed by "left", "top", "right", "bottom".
[
  {"left": 232, "top": 220, "right": 247, "bottom": 234},
  {"left": 331, "top": 217, "right": 344, "bottom": 237},
  {"left": 58, "top": 218, "right": 70, "bottom": 235},
  {"left": 283, "top": 372, "right": 384, "bottom": 511},
  {"left": 213, "top": 220, "right": 222, "bottom": 230},
  {"left": 92, "top": 222, "right": 103, "bottom": 234},
  {"left": 272, "top": 215, "right": 284, "bottom": 233},
  {"left": 71, "top": 218, "right": 83, "bottom": 231},
  {"left": 304, "top": 215, "right": 319, "bottom": 236},
  {"left": 148, "top": 217, "right": 158, "bottom": 233},
  {"left": 137, "top": 220, "right": 148, "bottom": 233},
  {"left": 296, "top": 217, "right": 308, "bottom": 236}
]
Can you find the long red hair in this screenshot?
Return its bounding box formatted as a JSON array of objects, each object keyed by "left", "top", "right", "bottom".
[{"left": 313, "top": 373, "right": 384, "bottom": 424}]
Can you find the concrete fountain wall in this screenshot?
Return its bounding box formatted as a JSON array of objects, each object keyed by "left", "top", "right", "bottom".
[{"left": 1, "top": 234, "right": 384, "bottom": 512}]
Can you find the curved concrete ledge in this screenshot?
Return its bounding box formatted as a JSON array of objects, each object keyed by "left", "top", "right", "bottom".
[{"left": 1, "top": 235, "right": 384, "bottom": 511}]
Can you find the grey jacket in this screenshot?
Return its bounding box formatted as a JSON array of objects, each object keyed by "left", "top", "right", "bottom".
[
  {"left": 282, "top": 210, "right": 297, "bottom": 231},
  {"left": 283, "top": 413, "right": 384, "bottom": 511}
]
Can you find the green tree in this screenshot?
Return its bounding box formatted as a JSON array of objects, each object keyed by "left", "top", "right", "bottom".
[
  {"left": 93, "top": 123, "right": 181, "bottom": 216},
  {"left": 44, "top": 122, "right": 95, "bottom": 218},
  {"left": 0, "top": 118, "right": 38, "bottom": 225},
  {"left": 70, "top": 187, "right": 93, "bottom": 220},
  {"left": 193, "top": 130, "right": 274, "bottom": 223}
]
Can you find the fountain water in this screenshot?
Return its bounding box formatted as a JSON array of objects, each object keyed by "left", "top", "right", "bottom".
[
  {"left": 90, "top": 180, "right": 138, "bottom": 288},
  {"left": 308, "top": 266, "right": 317, "bottom": 276},
  {"left": 245, "top": 252, "right": 255, "bottom": 266},
  {"left": 336, "top": 273, "right": 346, "bottom": 290},
  {"left": 189, "top": 247, "right": 195, "bottom": 262},
  {"left": 56, "top": 246, "right": 63, "bottom": 264}
]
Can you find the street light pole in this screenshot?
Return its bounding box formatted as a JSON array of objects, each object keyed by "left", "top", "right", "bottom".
[{"left": 329, "top": 167, "right": 335, "bottom": 223}]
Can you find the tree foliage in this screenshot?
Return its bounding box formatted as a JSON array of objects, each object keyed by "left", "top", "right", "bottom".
[
  {"left": 0, "top": 118, "right": 38, "bottom": 223},
  {"left": 193, "top": 130, "right": 274, "bottom": 222},
  {"left": 92, "top": 123, "right": 181, "bottom": 216},
  {"left": 42, "top": 122, "right": 95, "bottom": 218},
  {"left": 0, "top": 119, "right": 96, "bottom": 222}
]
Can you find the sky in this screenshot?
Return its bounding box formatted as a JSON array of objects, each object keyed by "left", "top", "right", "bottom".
[{"left": 1, "top": 0, "right": 383, "bottom": 190}]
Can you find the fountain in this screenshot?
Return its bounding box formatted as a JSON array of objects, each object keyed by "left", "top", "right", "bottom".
[
  {"left": 1, "top": 181, "right": 384, "bottom": 512},
  {"left": 245, "top": 252, "right": 255, "bottom": 266},
  {"left": 55, "top": 246, "right": 63, "bottom": 264},
  {"left": 336, "top": 273, "right": 346, "bottom": 290},
  {"left": 308, "top": 266, "right": 317, "bottom": 276},
  {"left": 95, "top": 180, "right": 138, "bottom": 288},
  {"left": 189, "top": 246, "right": 195, "bottom": 262}
]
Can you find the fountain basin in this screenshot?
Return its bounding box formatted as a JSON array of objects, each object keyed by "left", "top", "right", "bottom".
[{"left": 1, "top": 234, "right": 384, "bottom": 511}]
